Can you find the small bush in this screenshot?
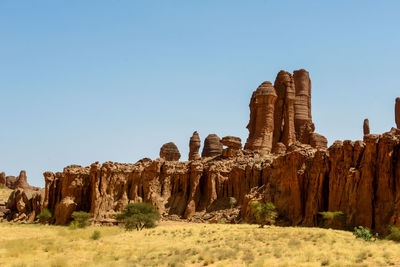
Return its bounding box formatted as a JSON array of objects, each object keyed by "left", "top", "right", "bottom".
[
  {"left": 116, "top": 202, "right": 160, "bottom": 231},
  {"left": 353, "top": 226, "right": 378, "bottom": 242},
  {"left": 91, "top": 230, "right": 101, "bottom": 240},
  {"left": 68, "top": 220, "right": 79, "bottom": 230},
  {"left": 318, "top": 211, "right": 346, "bottom": 230},
  {"left": 251, "top": 201, "right": 277, "bottom": 228},
  {"left": 71, "top": 211, "right": 91, "bottom": 228},
  {"left": 36, "top": 209, "right": 52, "bottom": 224},
  {"left": 386, "top": 226, "right": 400, "bottom": 242}
]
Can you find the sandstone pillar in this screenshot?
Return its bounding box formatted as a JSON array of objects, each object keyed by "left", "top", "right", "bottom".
[
  {"left": 363, "top": 119, "right": 370, "bottom": 135},
  {"left": 244, "top": 81, "right": 277, "bottom": 154},
  {"left": 188, "top": 131, "right": 201, "bottom": 161},
  {"left": 293, "top": 69, "right": 312, "bottom": 137}
]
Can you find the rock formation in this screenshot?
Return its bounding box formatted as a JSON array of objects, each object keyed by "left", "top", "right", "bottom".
[
  {"left": 244, "top": 81, "right": 277, "bottom": 153},
  {"left": 293, "top": 69, "right": 312, "bottom": 136},
  {"left": 364, "top": 119, "right": 370, "bottom": 135},
  {"left": 0, "top": 172, "right": 5, "bottom": 187},
  {"left": 189, "top": 131, "right": 201, "bottom": 161},
  {"left": 245, "top": 69, "right": 326, "bottom": 153},
  {"left": 160, "top": 142, "right": 181, "bottom": 161},
  {"left": 5, "top": 70, "right": 400, "bottom": 235},
  {"left": 221, "top": 136, "right": 242, "bottom": 158},
  {"left": 201, "top": 134, "right": 223, "bottom": 157},
  {"left": 273, "top": 70, "right": 296, "bottom": 148},
  {"left": 396, "top": 98, "right": 400, "bottom": 129}
]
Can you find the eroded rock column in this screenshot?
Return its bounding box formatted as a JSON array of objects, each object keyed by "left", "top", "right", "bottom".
[
  {"left": 189, "top": 131, "right": 201, "bottom": 161},
  {"left": 293, "top": 69, "right": 312, "bottom": 138},
  {"left": 396, "top": 98, "right": 400, "bottom": 129},
  {"left": 244, "top": 81, "right": 277, "bottom": 154}
]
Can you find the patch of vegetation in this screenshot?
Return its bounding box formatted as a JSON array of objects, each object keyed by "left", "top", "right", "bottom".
[
  {"left": 71, "top": 211, "right": 91, "bottom": 228},
  {"left": 386, "top": 226, "right": 400, "bottom": 242},
  {"left": 91, "top": 230, "right": 101, "bottom": 240},
  {"left": 36, "top": 209, "right": 52, "bottom": 224},
  {"left": 353, "top": 226, "right": 378, "bottom": 242},
  {"left": 251, "top": 201, "right": 277, "bottom": 228},
  {"left": 318, "top": 211, "right": 347, "bottom": 230},
  {"left": 116, "top": 202, "right": 160, "bottom": 231}
]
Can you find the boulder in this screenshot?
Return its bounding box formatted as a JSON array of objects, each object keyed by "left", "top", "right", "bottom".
[
  {"left": 160, "top": 142, "right": 181, "bottom": 161},
  {"left": 201, "top": 134, "right": 223, "bottom": 157}
]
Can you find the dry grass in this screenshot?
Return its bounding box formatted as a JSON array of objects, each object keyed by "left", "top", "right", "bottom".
[
  {"left": 0, "top": 187, "right": 12, "bottom": 202},
  {"left": 0, "top": 221, "right": 400, "bottom": 266}
]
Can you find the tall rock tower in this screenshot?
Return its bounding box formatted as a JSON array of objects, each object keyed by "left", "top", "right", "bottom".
[{"left": 244, "top": 81, "right": 277, "bottom": 153}]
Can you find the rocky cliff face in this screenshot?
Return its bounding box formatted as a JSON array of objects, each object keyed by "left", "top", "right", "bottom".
[
  {"left": 36, "top": 128, "right": 400, "bottom": 233},
  {"left": 4, "top": 69, "right": 400, "bottom": 234}
]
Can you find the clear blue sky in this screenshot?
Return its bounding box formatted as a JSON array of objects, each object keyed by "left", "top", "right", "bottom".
[{"left": 1, "top": 1, "right": 399, "bottom": 187}]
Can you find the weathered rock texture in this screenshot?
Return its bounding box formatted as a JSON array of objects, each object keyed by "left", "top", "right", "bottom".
[
  {"left": 221, "top": 136, "right": 242, "bottom": 158},
  {"left": 245, "top": 69, "right": 326, "bottom": 153},
  {"left": 396, "top": 98, "right": 400, "bottom": 129},
  {"left": 5, "top": 188, "right": 44, "bottom": 222},
  {"left": 244, "top": 81, "right": 277, "bottom": 153},
  {"left": 202, "top": 134, "right": 223, "bottom": 157},
  {"left": 0, "top": 172, "right": 5, "bottom": 187},
  {"left": 189, "top": 131, "right": 201, "bottom": 161},
  {"left": 160, "top": 142, "right": 181, "bottom": 161},
  {"left": 5, "top": 70, "right": 400, "bottom": 235},
  {"left": 364, "top": 119, "right": 370, "bottom": 135},
  {"left": 30, "top": 127, "right": 400, "bottom": 233},
  {"left": 0, "top": 171, "right": 38, "bottom": 190}
]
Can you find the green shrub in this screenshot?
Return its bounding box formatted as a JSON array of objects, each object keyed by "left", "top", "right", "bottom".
[
  {"left": 353, "top": 226, "right": 378, "bottom": 242},
  {"left": 71, "top": 211, "right": 91, "bottom": 228},
  {"left": 251, "top": 201, "right": 277, "bottom": 228},
  {"left": 116, "top": 202, "right": 160, "bottom": 231},
  {"left": 386, "top": 226, "right": 400, "bottom": 242},
  {"left": 318, "top": 211, "right": 346, "bottom": 230},
  {"left": 68, "top": 220, "right": 79, "bottom": 230},
  {"left": 90, "top": 230, "right": 101, "bottom": 240},
  {"left": 36, "top": 209, "right": 52, "bottom": 224}
]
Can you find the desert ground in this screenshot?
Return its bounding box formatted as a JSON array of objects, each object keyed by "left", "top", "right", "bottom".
[
  {"left": 1, "top": 189, "right": 400, "bottom": 267},
  {"left": 1, "top": 222, "right": 400, "bottom": 267}
]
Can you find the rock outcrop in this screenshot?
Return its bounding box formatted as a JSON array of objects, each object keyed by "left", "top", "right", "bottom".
[
  {"left": 5, "top": 70, "right": 400, "bottom": 235},
  {"left": 31, "top": 127, "right": 400, "bottom": 233},
  {"left": 364, "top": 119, "right": 370, "bottom": 135},
  {"left": 0, "top": 172, "right": 5, "bottom": 187},
  {"left": 189, "top": 131, "right": 201, "bottom": 161},
  {"left": 160, "top": 142, "right": 181, "bottom": 161},
  {"left": 202, "top": 134, "right": 223, "bottom": 157},
  {"left": 244, "top": 81, "right": 277, "bottom": 153},
  {"left": 396, "top": 98, "right": 400, "bottom": 129},
  {"left": 5, "top": 188, "right": 44, "bottom": 222},
  {"left": 245, "top": 69, "right": 326, "bottom": 154},
  {"left": 0, "top": 171, "right": 38, "bottom": 190},
  {"left": 221, "top": 136, "right": 242, "bottom": 158}
]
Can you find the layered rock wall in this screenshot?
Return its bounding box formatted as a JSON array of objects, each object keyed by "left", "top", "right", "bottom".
[{"left": 38, "top": 128, "right": 400, "bottom": 233}]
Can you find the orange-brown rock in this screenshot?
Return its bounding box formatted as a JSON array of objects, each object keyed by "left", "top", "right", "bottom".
[
  {"left": 293, "top": 69, "right": 312, "bottom": 137},
  {"left": 5, "top": 188, "right": 44, "bottom": 222},
  {"left": 273, "top": 71, "right": 296, "bottom": 147},
  {"left": 2, "top": 128, "right": 392, "bottom": 233},
  {"left": 309, "top": 133, "right": 328, "bottom": 149},
  {"left": 160, "top": 142, "right": 181, "bottom": 161},
  {"left": 396, "top": 98, "right": 400, "bottom": 129},
  {"left": 189, "top": 131, "right": 201, "bottom": 161},
  {"left": 244, "top": 81, "right": 277, "bottom": 153},
  {"left": 363, "top": 119, "right": 370, "bottom": 135},
  {"left": 221, "top": 136, "right": 242, "bottom": 158},
  {"left": 0, "top": 172, "right": 5, "bottom": 187},
  {"left": 201, "top": 134, "right": 223, "bottom": 157}
]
